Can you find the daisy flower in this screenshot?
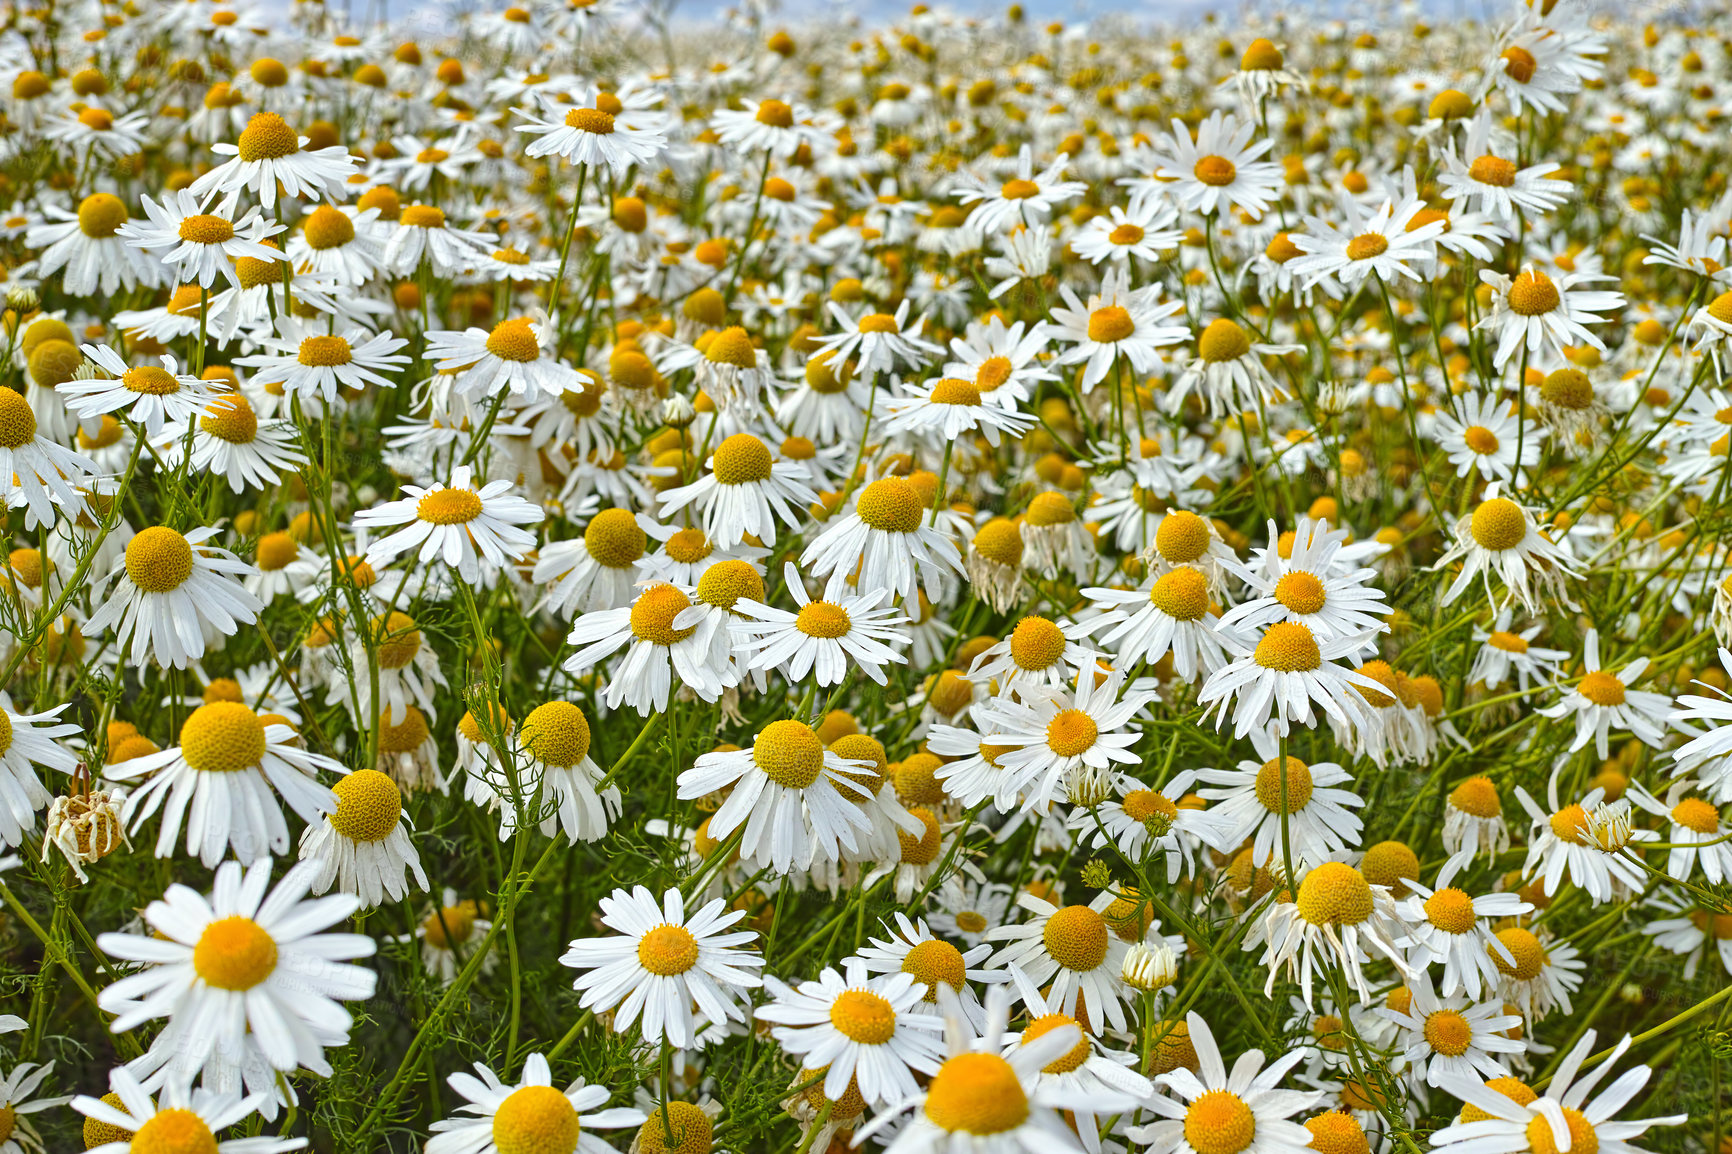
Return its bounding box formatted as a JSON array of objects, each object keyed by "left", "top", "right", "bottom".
[
  {"left": 1435, "top": 487, "right": 1579, "bottom": 614},
  {"left": 674, "top": 719, "right": 875, "bottom": 874},
  {"left": 1536, "top": 629, "right": 1670, "bottom": 758},
  {"left": 192, "top": 111, "right": 358, "bottom": 209},
  {"left": 559, "top": 884, "right": 763, "bottom": 1050},
  {"left": 1289, "top": 193, "right": 1446, "bottom": 291},
  {"left": 1071, "top": 201, "right": 1184, "bottom": 266},
  {"left": 1049, "top": 265, "right": 1187, "bottom": 393},
  {"left": 1165, "top": 318, "right": 1301, "bottom": 417},
  {"left": 1126, "top": 1011, "right": 1323, "bottom": 1154},
  {"left": 1429, "top": 1032, "right": 1684, "bottom": 1154},
  {"left": 1443, "top": 775, "right": 1512, "bottom": 859},
  {"left": 84, "top": 525, "right": 264, "bottom": 670},
  {"left": 656, "top": 432, "right": 819, "bottom": 550},
  {"left": 151, "top": 391, "right": 308, "bottom": 494},
  {"left": 356, "top": 465, "right": 543, "bottom": 585},
  {"left": 1248, "top": 861, "right": 1414, "bottom": 1006},
  {"left": 1377, "top": 975, "right": 1524, "bottom": 1089},
  {"left": 1219, "top": 518, "right": 1389, "bottom": 644},
  {"left": 425, "top": 315, "right": 577, "bottom": 403},
  {"left": 1669, "top": 646, "right": 1732, "bottom": 803},
  {"left": 381, "top": 204, "right": 497, "bottom": 275},
  {"left": 942, "top": 315, "right": 1055, "bottom": 410},
  {"left": 118, "top": 189, "right": 285, "bottom": 288},
  {"left": 881, "top": 375, "right": 1036, "bottom": 447},
  {"left": 1395, "top": 852, "right": 1531, "bottom": 1000},
  {"left": 801, "top": 475, "right": 965, "bottom": 605},
  {"left": 1628, "top": 782, "right": 1732, "bottom": 884},
  {"left": 0, "top": 385, "right": 99, "bottom": 529},
  {"left": 1475, "top": 265, "right": 1624, "bottom": 370},
  {"left": 74, "top": 1068, "right": 305, "bottom": 1154},
  {"left": 1197, "top": 619, "right": 1385, "bottom": 740},
  {"left": 26, "top": 193, "right": 165, "bottom": 295},
  {"left": 1438, "top": 113, "right": 1572, "bottom": 224},
  {"left": 412, "top": 891, "right": 495, "bottom": 986},
  {"left": 731, "top": 561, "right": 910, "bottom": 687},
  {"left": 964, "top": 614, "right": 1099, "bottom": 693},
  {"left": 985, "top": 889, "right": 1134, "bottom": 1032},
  {"left": 855, "top": 913, "right": 999, "bottom": 1030},
  {"left": 807, "top": 299, "right": 943, "bottom": 381},
  {"left": 104, "top": 701, "right": 339, "bottom": 867},
  {"left": 493, "top": 700, "right": 620, "bottom": 843},
  {"left": 62, "top": 344, "right": 218, "bottom": 435},
  {"left": 999, "top": 965, "right": 1152, "bottom": 1153},
  {"left": 1488, "top": 924, "right": 1582, "bottom": 1020},
  {"left": 96, "top": 859, "right": 376, "bottom": 1086},
  {"left": 711, "top": 97, "right": 828, "bottom": 159},
  {"left": 1513, "top": 782, "right": 1650, "bottom": 904},
  {"left": 534, "top": 510, "right": 650, "bottom": 617},
  {"left": 286, "top": 204, "right": 385, "bottom": 285},
  {"left": 1135, "top": 109, "right": 1283, "bottom": 219},
  {"left": 0, "top": 1057, "right": 66, "bottom": 1154},
  {"left": 235, "top": 325, "right": 410, "bottom": 406},
  {"left": 1069, "top": 771, "right": 1227, "bottom": 883},
  {"left": 427, "top": 1053, "right": 644, "bottom": 1154},
  {"left": 1196, "top": 741, "right": 1364, "bottom": 869},
  {"left": 562, "top": 580, "right": 730, "bottom": 715},
  {"left": 952, "top": 144, "right": 1086, "bottom": 235},
  {"left": 297, "top": 768, "right": 429, "bottom": 908},
  {"left": 970, "top": 664, "right": 1159, "bottom": 812},
  {"left": 850, "top": 983, "right": 1099, "bottom": 1154},
  {"left": 1434, "top": 394, "right": 1539, "bottom": 483}
]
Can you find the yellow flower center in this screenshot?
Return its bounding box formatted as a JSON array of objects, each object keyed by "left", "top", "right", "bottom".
[
  {"left": 855, "top": 477, "right": 924, "bottom": 532},
  {"left": 180, "top": 701, "right": 267, "bottom": 774},
  {"left": 857, "top": 312, "right": 900, "bottom": 334},
  {"left": 1193, "top": 155, "right": 1237, "bottom": 186},
  {"left": 976, "top": 356, "right": 1013, "bottom": 393},
  {"left": 1087, "top": 305, "right": 1135, "bottom": 343},
  {"left": 582, "top": 508, "right": 646, "bottom": 568},
  {"left": 1424, "top": 1009, "right": 1474, "bottom": 1057},
  {"left": 1022, "top": 1012, "right": 1091, "bottom": 1073},
  {"left": 1507, "top": 270, "right": 1561, "bottom": 317},
  {"left": 521, "top": 701, "right": 592, "bottom": 767},
  {"left": 1123, "top": 789, "right": 1178, "bottom": 824},
  {"left": 795, "top": 601, "right": 852, "bottom": 638},
  {"left": 493, "top": 1085, "right": 581, "bottom": 1154},
  {"left": 902, "top": 937, "right": 965, "bottom": 999},
  {"left": 178, "top": 214, "right": 235, "bottom": 245},
  {"left": 486, "top": 318, "right": 541, "bottom": 363},
  {"left": 1254, "top": 756, "right": 1314, "bottom": 813},
  {"left": 705, "top": 326, "right": 757, "bottom": 367},
  {"left": 1184, "top": 1090, "right": 1256, "bottom": 1154},
  {"left": 237, "top": 111, "right": 299, "bottom": 160},
  {"left": 1501, "top": 45, "right": 1537, "bottom": 84},
  {"left": 1577, "top": 670, "right": 1625, "bottom": 706},
  {"left": 1708, "top": 291, "right": 1732, "bottom": 325},
  {"left": 1424, "top": 887, "right": 1478, "bottom": 934},
  {"left": 1150, "top": 565, "right": 1210, "bottom": 621},
  {"left": 929, "top": 376, "right": 982, "bottom": 406},
  {"left": 1490, "top": 927, "right": 1546, "bottom": 980},
  {"left": 302, "top": 205, "right": 355, "bottom": 249},
  {"left": 1470, "top": 497, "right": 1527, "bottom": 551},
  {"left": 753, "top": 719, "right": 825, "bottom": 789},
  {"left": 1198, "top": 318, "right": 1250, "bottom": 363},
  {"left": 123, "top": 366, "right": 180, "bottom": 395},
  {"left": 1526, "top": 1109, "right": 1598, "bottom": 1154},
  {"left": 129, "top": 1108, "right": 219, "bottom": 1154},
  {"left": 1306, "top": 1112, "right": 1369, "bottom": 1154},
  {"left": 827, "top": 988, "right": 898, "bottom": 1045},
  {"left": 1346, "top": 233, "right": 1389, "bottom": 261},
  {"left": 417, "top": 487, "right": 483, "bottom": 524},
  {"left": 401, "top": 204, "right": 446, "bottom": 229},
  {"left": 424, "top": 901, "right": 479, "bottom": 948},
  {"left": 1042, "top": 904, "right": 1108, "bottom": 971},
  {"left": 1549, "top": 803, "right": 1590, "bottom": 845},
  {"left": 637, "top": 923, "right": 700, "bottom": 976},
  {"left": 1156, "top": 510, "right": 1210, "bottom": 562},
  {"left": 755, "top": 99, "right": 794, "bottom": 127},
  {"left": 1274, "top": 570, "right": 1327, "bottom": 615},
  {"left": 1450, "top": 775, "right": 1502, "bottom": 817},
  {"left": 1009, "top": 615, "right": 1066, "bottom": 670},
  {"left": 125, "top": 526, "right": 194, "bottom": 593},
  {"left": 1672, "top": 797, "right": 1720, "bottom": 834},
  {"left": 1254, "top": 621, "right": 1322, "bottom": 672},
  {"left": 77, "top": 191, "right": 128, "bottom": 237},
  {"left": 329, "top": 769, "right": 402, "bottom": 842},
  {"left": 1463, "top": 425, "right": 1501, "bottom": 455},
  {"left": 1109, "top": 222, "right": 1146, "bottom": 245},
  {"left": 193, "top": 914, "right": 278, "bottom": 989},
  {"left": 1045, "top": 708, "right": 1098, "bottom": 757},
  {"left": 1295, "top": 862, "right": 1375, "bottom": 926},
  {"left": 1000, "top": 178, "right": 1041, "bottom": 199},
  {"left": 0, "top": 386, "right": 36, "bottom": 448},
  {"left": 200, "top": 392, "right": 258, "bottom": 443},
  {"left": 711, "top": 433, "right": 773, "bottom": 485},
  {"left": 631, "top": 584, "right": 698, "bottom": 646},
  {"left": 695, "top": 559, "right": 765, "bottom": 610},
  {"left": 373, "top": 611, "right": 422, "bottom": 669},
  {"left": 377, "top": 706, "right": 431, "bottom": 754},
  {"left": 1468, "top": 155, "right": 1517, "bottom": 187},
  {"left": 923, "top": 1052, "right": 1028, "bottom": 1135},
  {"left": 955, "top": 910, "right": 988, "bottom": 934},
  {"left": 298, "top": 335, "right": 354, "bottom": 366},
  {"left": 899, "top": 807, "right": 943, "bottom": 864}
]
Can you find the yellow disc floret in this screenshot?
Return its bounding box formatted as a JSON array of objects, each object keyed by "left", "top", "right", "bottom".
[
  {"left": 329, "top": 769, "right": 402, "bottom": 842},
  {"left": 492, "top": 1085, "right": 581, "bottom": 1154},
  {"left": 1042, "top": 904, "right": 1108, "bottom": 971},
  {"left": 637, "top": 923, "right": 700, "bottom": 976},
  {"left": 753, "top": 720, "right": 825, "bottom": 789},
  {"left": 1184, "top": 1090, "right": 1256, "bottom": 1154},
  {"left": 193, "top": 915, "right": 278, "bottom": 990},
  {"left": 923, "top": 1052, "right": 1028, "bottom": 1135},
  {"left": 520, "top": 701, "right": 593, "bottom": 767}
]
